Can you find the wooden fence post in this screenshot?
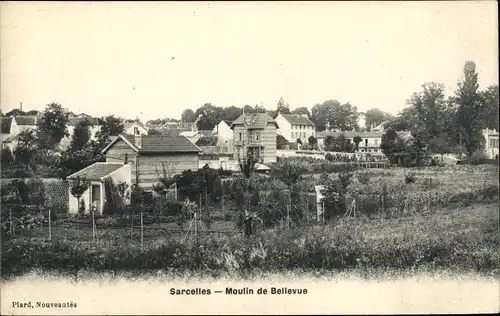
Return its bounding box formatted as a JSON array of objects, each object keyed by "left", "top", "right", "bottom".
[
  {"left": 140, "top": 212, "right": 144, "bottom": 247},
  {"left": 48, "top": 208, "right": 52, "bottom": 240},
  {"left": 92, "top": 210, "right": 95, "bottom": 243}
]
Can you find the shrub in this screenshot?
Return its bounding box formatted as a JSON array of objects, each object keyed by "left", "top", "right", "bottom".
[
  {"left": 325, "top": 153, "right": 334, "bottom": 161},
  {"left": 357, "top": 172, "right": 371, "bottom": 185},
  {"left": 404, "top": 172, "right": 416, "bottom": 184},
  {"left": 467, "top": 152, "right": 498, "bottom": 165}
]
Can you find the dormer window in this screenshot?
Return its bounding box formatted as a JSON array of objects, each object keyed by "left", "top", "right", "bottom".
[{"left": 134, "top": 126, "right": 139, "bottom": 135}]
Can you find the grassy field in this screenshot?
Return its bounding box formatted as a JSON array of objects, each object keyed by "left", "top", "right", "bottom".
[{"left": 1, "top": 164, "right": 498, "bottom": 279}]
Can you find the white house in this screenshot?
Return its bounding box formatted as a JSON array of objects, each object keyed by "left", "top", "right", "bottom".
[
  {"left": 123, "top": 121, "right": 149, "bottom": 136},
  {"left": 316, "top": 130, "right": 384, "bottom": 153},
  {"left": 482, "top": 128, "right": 499, "bottom": 158},
  {"left": 274, "top": 112, "right": 316, "bottom": 143},
  {"left": 67, "top": 162, "right": 131, "bottom": 215},
  {"left": 213, "top": 120, "right": 234, "bottom": 153}
]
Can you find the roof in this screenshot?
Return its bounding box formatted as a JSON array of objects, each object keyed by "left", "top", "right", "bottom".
[
  {"left": 2, "top": 135, "right": 19, "bottom": 143},
  {"left": 1, "top": 117, "right": 12, "bottom": 134},
  {"left": 68, "top": 117, "right": 100, "bottom": 126},
  {"left": 280, "top": 114, "right": 315, "bottom": 126},
  {"left": 102, "top": 134, "right": 202, "bottom": 154},
  {"left": 67, "top": 162, "right": 126, "bottom": 181},
  {"left": 316, "top": 131, "right": 383, "bottom": 139},
  {"left": 179, "top": 131, "right": 200, "bottom": 137},
  {"left": 14, "top": 116, "right": 38, "bottom": 126},
  {"left": 124, "top": 121, "right": 148, "bottom": 131},
  {"left": 200, "top": 130, "right": 214, "bottom": 136},
  {"left": 230, "top": 113, "right": 278, "bottom": 129}
]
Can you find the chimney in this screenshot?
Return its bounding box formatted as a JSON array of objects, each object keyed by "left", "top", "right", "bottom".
[{"left": 134, "top": 133, "right": 142, "bottom": 149}]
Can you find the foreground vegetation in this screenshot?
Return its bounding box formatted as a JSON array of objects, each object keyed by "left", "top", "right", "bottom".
[{"left": 2, "top": 203, "right": 498, "bottom": 280}]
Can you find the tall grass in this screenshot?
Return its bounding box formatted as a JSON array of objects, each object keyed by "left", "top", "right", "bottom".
[{"left": 2, "top": 204, "right": 498, "bottom": 280}]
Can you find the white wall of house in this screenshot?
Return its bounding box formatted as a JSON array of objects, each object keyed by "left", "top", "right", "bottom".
[
  {"left": 69, "top": 184, "right": 93, "bottom": 215},
  {"left": 124, "top": 123, "right": 148, "bottom": 136},
  {"left": 482, "top": 128, "right": 499, "bottom": 158},
  {"left": 275, "top": 113, "right": 293, "bottom": 142},
  {"left": 68, "top": 164, "right": 131, "bottom": 215},
  {"left": 317, "top": 135, "right": 382, "bottom": 153},
  {"left": 275, "top": 113, "right": 316, "bottom": 143}
]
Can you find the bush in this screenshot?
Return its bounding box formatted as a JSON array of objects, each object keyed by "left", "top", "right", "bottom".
[
  {"left": 404, "top": 172, "right": 416, "bottom": 184},
  {"left": 467, "top": 152, "right": 498, "bottom": 165},
  {"left": 325, "top": 153, "right": 334, "bottom": 161}
]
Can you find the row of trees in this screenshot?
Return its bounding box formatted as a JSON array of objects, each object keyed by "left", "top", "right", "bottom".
[
  {"left": 179, "top": 97, "right": 391, "bottom": 132},
  {"left": 1, "top": 103, "right": 127, "bottom": 179},
  {"left": 382, "top": 60, "right": 499, "bottom": 159}
]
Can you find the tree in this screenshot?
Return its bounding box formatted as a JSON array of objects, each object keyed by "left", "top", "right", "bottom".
[
  {"left": 407, "top": 82, "right": 448, "bottom": 143},
  {"left": 296, "top": 138, "right": 303, "bottom": 145},
  {"left": 276, "top": 135, "right": 289, "bottom": 149},
  {"left": 353, "top": 135, "right": 362, "bottom": 151},
  {"left": 95, "top": 115, "right": 124, "bottom": 148},
  {"left": 194, "top": 103, "right": 225, "bottom": 130},
  {"left": 181, "top": 109, "right": 196, "bottom": 122},
  {"left": 238, "top": 150, "right": 258, "bottom": 179},
  {"left": 56, "top": 143, "right": 104, "bottom": 180},
  {"left": 454, "top": 61, "right": 484, "bottom": 156},
  {"left": 13, "top": 130, "right": 38, "bottom": 165},
  {"left": 291, "top": 106, "right": 311, "bottom": 118},
  {"left": 70, "top": 119, "right": 91, "bottom": 151},
  {"left": 5, "top": 109, "right": 26, "bottom": 116},
  {"left": 324, "top": 135, "right": 335, "bottom": 151},
  {"left": 311, "top": 100, "right": 359, "bottom": 131},
  {"left": 364, "top": 108, "right": 387, "bottom": 130},
  {"left": 308, "top": 135, "right": 317, "bottom": 149},
  {"left": 1, "top": 148, "right": 13, "bottom": 169},
  {"left": 25, "top": 110, "right": 40, "bottom": 116},
  {"left": 479, "top": 84, "right": 499, "bottom": 130},
  {"left": 222, "top": 106, "right": 243, "bottom": 122},
  {"left": 243, "top": 105, "right": 255, "bottom": 114},
  {"left": 70, "top": 176, "right": 91, "bottom": 214},
  {"left": 275, "top": 97, "right": 291, "bottom": 116},
  {"left": 36, "top": 103, "right": 69, "bottom": 150}
]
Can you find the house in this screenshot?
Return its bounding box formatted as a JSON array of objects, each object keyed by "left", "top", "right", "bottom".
[
  {"left": 67, "top": 162, "right": 131, "bottom": 214},
  {"left": 230, "top": 112, "right": 278, "bottom": 164},
  {"left": 10, "top": 115, "right": 39, "bottom": 135},
  {"left": 1, "top": 117, "right": 14, "bottom": 150},
  {"left": 482, "top": 128, "right": 499, "bottom": 158},
  {"left": 179, "top": 130, "right": 203, "bottom": 144},
  {"left": 213, "top": 120, "right": 234, "bottom": 153},
  {"left": 316, "top": 130, "right": 384, "bottom": 153},
  {"left": 1, "top": 116, "right": 38, "bottom": 150},
  {"left": 67, "top": 134, "right": 202, "bottom": 214},
  {"left": 123, "top": 121, "right": 149, "bottom": 136},
  {"left": 59, "top": 117, "right": 101, "bottom": 151},
  {"left": 371, "top": 121, "right": 388, "bottom": 132},
  {"left": 274, "top": 112, "right": 316, "bottom": 144}
]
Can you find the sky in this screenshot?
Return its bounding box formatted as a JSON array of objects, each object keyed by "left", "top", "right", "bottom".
[{"left": 1, "top": 1, "right": 498, "bottom": 122}]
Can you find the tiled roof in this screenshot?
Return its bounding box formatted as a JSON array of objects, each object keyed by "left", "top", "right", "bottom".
[
  {"left": 1, "top": 117, "right": 12, "bottom": 134},
  {"left": 67, "top": 162, "right": 125, "bottom": 181},
  {"left": 124, "top": 121, "right": 148, "bottom": 130},
  {"left": 68, "top": 117, "right": 100, "bottom": 126},
  {"left": 14, "top": 116, "right": 38, "bottom": 126},
  {"left": 230, "top": 113, "right": 278, "bottom": 129},
  {"left": 316, "top": 131, "right": 383, "bottom": 139},
  {"left": 120, "top": 134, "right": 202, "bottom": 153},
  {"left": 280, "top": 114, "right": 315, "bottom": 126},
  {"left": 200, "top": 130, "right": 214, "bottom": 136},
  {"left": 2, "top": 135, "right": 19, "bottom": 143}
]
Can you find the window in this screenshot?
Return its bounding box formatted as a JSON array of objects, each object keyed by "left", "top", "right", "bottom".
[
  {"left": 239, "top": 133, "right": 242, "bottom": 141},
  {"left": 365, "top": 139, "right": 368, "bottom": 147},
  {"left": 374, "top": 139, "right": 379, "bottom": 145},
  {"left": 134, "top": 127, "right": 139, "bottom": 135}
]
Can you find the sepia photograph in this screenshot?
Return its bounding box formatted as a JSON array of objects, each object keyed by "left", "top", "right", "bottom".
[{"left": 0, "top": 1, "right": 499, "bottom": 315}]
